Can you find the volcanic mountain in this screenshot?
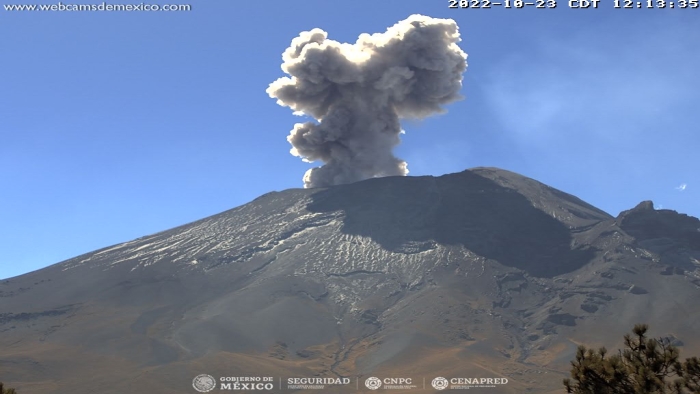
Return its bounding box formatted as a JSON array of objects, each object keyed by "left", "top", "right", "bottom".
[{"left": 2, "top": 168, "right": 699, "bottom": 393}]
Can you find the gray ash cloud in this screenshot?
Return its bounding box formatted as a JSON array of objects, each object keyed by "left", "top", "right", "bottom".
[{"left": 267, "top": 15, "right": 467, "bottom": 188}]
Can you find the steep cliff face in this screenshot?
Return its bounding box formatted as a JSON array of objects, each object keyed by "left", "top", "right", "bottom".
[
  {"left": 1, "top": 168, "right": 698, "bottom": 394},
  {"left": 617, "top": 201, "right": 700, "bottom": 270}
]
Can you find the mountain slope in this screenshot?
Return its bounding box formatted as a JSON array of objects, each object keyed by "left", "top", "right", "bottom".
[{"left": 1, "top": 167, "right": 699, "bottom": 394}]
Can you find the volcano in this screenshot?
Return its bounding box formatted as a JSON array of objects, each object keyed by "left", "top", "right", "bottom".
[{"left": 2, "top": 168, "right": 699, "bottom": 393}]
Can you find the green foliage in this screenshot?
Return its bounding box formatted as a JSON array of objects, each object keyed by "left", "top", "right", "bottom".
[
  {"left": 563, "top": 324, "right": 700, "bottom": 394},
  {"left": 0, "top": 381, "right": 17, "bottom": 394}
]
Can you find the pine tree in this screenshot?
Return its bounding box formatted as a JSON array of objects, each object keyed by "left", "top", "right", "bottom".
[
  {"left": 677, "top": 356, "right": 700, "bottom": 393},
  {"left": 0, "top": 381, "right": 18, "bottom": 394},
  {"left": 563, "top": 324, "right": 700, "bottom": 394}
]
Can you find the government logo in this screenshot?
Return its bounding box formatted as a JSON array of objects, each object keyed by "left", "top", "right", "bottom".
[
  {"left": 431, "top": 376, "right": 449, "bottom": 390},
  {"left": 192, "top": 374, "right": 217, "bottom": 393},
  {"left": 365, "top": 377, "right": 382, "bottom": 390}
]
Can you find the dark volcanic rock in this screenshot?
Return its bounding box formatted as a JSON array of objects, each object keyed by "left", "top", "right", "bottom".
[
  {"left": 628, "top": 285, "right": 649, "bottom": 295},
  {"left": 618, "top": 200, "right": 700, "bottom": 250},
  {"left": 617, "top": 200, "right": 700, "bottom": 274},
  {"left": 547, "top": 313, "right": 578, "bottom": 326},
  {"left": 1, "top": 167, "right": 699, "bottom": 394},
  {"left": 580, "top": 303, "right": 599, "bottom": 313},
  {"left": 307, "top": 169, "right": 605, "bottom": 277}
]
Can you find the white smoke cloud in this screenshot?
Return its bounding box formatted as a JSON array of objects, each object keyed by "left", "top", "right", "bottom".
[
  {"left": 676, "top": 183, "right": 687, "bottom": 191},
  {"left": 267, "top": 15, "right": 467, "bottom": 188}
]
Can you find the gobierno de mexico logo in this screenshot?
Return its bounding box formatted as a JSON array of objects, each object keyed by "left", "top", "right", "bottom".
[{"left": 192, "top": 374, "right": 217, "bottom": 393}]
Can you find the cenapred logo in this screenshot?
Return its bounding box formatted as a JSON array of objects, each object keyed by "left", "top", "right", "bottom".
[
  {"left": 365, "top": 377, "right": 382, "bottom": 390},
  {"left": 431, "top": 377, "right": 449, "bottom": 391},
  {"left": 192, "top": 374, "right": 217, "bottom": 393}
]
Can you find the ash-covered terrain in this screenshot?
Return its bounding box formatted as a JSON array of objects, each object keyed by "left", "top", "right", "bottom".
[{"left": 1, "top": 168, "right": 699, "bottom": 393}]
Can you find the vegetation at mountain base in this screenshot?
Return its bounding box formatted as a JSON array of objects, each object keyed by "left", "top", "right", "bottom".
[
  {"left": 0, "top": 382, "right": 17, "bottom": 394},
  {"left": 564, "top": 324, "right": 700, "bottom": 394}
]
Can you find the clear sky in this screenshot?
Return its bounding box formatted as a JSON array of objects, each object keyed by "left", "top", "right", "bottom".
[{"left": 2, "top": 0, "right": 698, "bottom": 280}]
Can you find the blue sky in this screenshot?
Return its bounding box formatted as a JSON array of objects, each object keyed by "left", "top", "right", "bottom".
[{"left": 2, "top": 1, "right": 698, "bottom": 279}]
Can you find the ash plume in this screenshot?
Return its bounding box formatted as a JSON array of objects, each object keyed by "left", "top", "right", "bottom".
[{"left": 267, "top": 15, "right": 468, "bottom": 188}]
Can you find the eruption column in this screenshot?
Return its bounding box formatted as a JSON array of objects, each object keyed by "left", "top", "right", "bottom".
[{"left": 267, "top": 15, "right": 467, "bottom": 188}]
